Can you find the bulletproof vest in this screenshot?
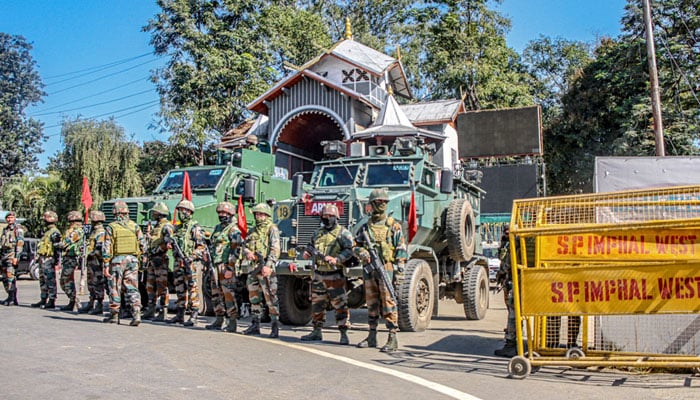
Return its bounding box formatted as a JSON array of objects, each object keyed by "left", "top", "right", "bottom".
[
  {"left": 1, "top": 225, "right": 19, "bottom": 252},
  {"left": 38, "top": 226, "right": 61, "bottom": 257},
  {"left": 88, "top": 225, "right": 106, "bottom": 257},
  {"left": 109, "top": 220, "right": 140, "bottom": 256},
  {"left": 368, "top": 217, "right": 395, "bottom": 264},
  {"left": 174, "top": 220, "right": 199, "bottom": 256},
  {"left": 211, "top": 222, "right": 237, "bottom": 264},
  {"left": 247, "top": 222, "right": 271, "bottom": 258},
  {"left": 149, "top": 219, "right": 173, "bottom": 253},
  {"left": 63, "top": 225, "right": 85, "bottom": 257},
  {"left": 313, "top": 224, "right": 344, "bottom": 270}
]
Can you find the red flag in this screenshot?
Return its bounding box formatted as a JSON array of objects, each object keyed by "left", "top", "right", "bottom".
[
  {"left": 407, "top": 190, "right": 418, "bottom": 243},
  {"left": 81, "top": 176, "right": 93, "bottom": 223},
  {"left": 181, "top": 171, "right": 192, "bottom": 201},
  {"left": 237, "top": 196, "right": 248, "bottom": 240}
]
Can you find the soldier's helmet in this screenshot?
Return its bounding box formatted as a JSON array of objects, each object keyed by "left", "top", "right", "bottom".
[
  {"left": 321, "top": 204, "right": 339, "bottom": 217},
  {"left": 216, "top": 201, "right": 235, "bottom": 216},
  {"left": 176, "top": 199, "right": 195, "bottom": 213},
  {"left": 89, "top": 210, "right": 106, "bottom": 222},
  {"left": 368, "top": 188, "right": 390, "bottom": 203},
  {"left": 67, "top": 210, "right": 83, "bottom": 222},
  {"left": 113, "top": 201, "right": 129, "bottom": 215},
  {"left": 43, "top": 211, "right": 58, "bottom": 223},
  {"left": 251, "top": 202, "right": 272, "bottom": 217},
  {"left": 150, "top": 201, "right": 170, "bottom": 217},
  {"left": 246, "top": 135, "right": 258, "bottom": 145}
]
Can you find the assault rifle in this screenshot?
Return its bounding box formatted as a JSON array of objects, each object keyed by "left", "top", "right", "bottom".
[
  {"left": 78, "top": 225, "right": 89, "bottom": 295},
  {"left": 164, "top": 235, "right": 191, "bottom": 290},
  {"left": 203, "top": 244, "right": 217, "bottom": 288},
  {"left": 360, "top": 226, "right": 397, "bottom": 302}
]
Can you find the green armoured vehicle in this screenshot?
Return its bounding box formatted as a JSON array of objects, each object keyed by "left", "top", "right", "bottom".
[
  {"left": 101, "top": 146, "right": 293, "bottom": 315},
  {"left": 274, "top": 138, "right": 489, "bottom": 332}
]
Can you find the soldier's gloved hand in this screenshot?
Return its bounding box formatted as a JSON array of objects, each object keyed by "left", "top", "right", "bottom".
[
  {"left": 356, "top": 248, "right": 370, "bottom": 264},
  {"left": 395, "top": 261, "right": 406, "bottom": 280}
]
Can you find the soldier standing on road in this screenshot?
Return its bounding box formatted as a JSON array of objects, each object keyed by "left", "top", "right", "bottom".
[
  {"left": 141, "top": 202, "right": 174, "bottom": 322},
  {"left": 166, "top": 199, "right": 206, "bottom": 327},
  {"left": 205, "top": 201, "right": 243, "bottom": 333},
  {"left": 78, "top": 210, "right": 107, "bottom": 314},
  {"left": 57, "top": 211, "right": 85, "bottom": 311},
  {"left": 1, "top": 211, "right": 24, "bottom": 306},
  {"left": 494, "top": 226, "right": 517, "bottom": 357},
  {"left": 31, "top": 211, "right": 62, "bottom": 310},
  {"left": 242, "top": 202, "right": 281, "bottom": 338},
  {"left": 300, "top": 204, "right": 354, "bottom": 345},
  {"left": 354, "top": 189, "right": 407, "bottom": 353},
  {"left": 102, "top": 201, "right": 144, "bottom": 326}
]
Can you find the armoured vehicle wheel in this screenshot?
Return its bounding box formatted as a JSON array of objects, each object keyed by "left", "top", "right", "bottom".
[
  {"left": 278, "top": 275, "right": 312, "bottom": 326},
  {"left": 29, "top": 260, "right": 39, "bottom": 280},
  {"left": 446, "top": 199, "right": 476, "bottom": 262},
  {"left": 397, "top": 259, "right": 434, "bottom": 332},
  {"left": 462, "top": 262, "right": 489, "bottom": 320}
]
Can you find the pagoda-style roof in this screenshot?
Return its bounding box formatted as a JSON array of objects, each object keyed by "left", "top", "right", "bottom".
[{"left": 400, "top": 99, "right": 464, "bottom": 126}]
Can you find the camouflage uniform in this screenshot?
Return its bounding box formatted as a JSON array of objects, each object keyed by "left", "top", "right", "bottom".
[
  {"left": 301, "top": 204, "right": 355, "bottom": 344},
  {"left": 79, "top": 211, "right": 107, "bottom": 314},
  {"left": 355, "top": 189, "right": 407, "bottom": 352},
  {"left": 242, "top": 203, "right": 280, "bottom": 338},
  {"left": 167, "top": 199, "right": 205, "bottom": 327},
  {"left": 143, "top": 205, "right": 174, "bottom": 321},
  {"left": 0, "top": 212, "right": 24, "bottom": 306},
  {"left": 32, "top": 211, "right": 62, "bottom": 309},
  {"left": 102, "top": 202, "right": 144, "bottom": 326},
  {"left": 58, "top": 211, "right": 85, "bottom": 311},
  {"left": 205, "top": 201, "right": 243, "bottom": 332}
]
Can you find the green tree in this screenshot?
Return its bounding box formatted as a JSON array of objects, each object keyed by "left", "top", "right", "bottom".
[
  {"left": 0, "top": 33, "right": 45, "bottom": 178},
  {"left": 138, "top": 140, "right": 217, "bottom": 193},
  {"left": 144, "top": 0, "right": 276, "bottom": 165},
  {"left": 1, "top": 173, "right": 65, "bottom": 237},
  {"left": 48, "top": 118, "right": 143, "bottom": 214}
]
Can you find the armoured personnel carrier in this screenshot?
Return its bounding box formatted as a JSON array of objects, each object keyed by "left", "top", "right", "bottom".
[{"left": 274, "top": 138, "right": 489, "bottom": 331}]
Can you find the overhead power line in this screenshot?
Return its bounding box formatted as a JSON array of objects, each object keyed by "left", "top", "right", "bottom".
[
  {"left": 33, "top": 89, "right": 156, "bottom": 116},
  {"left": 42, "top": 100, "right": 160, "bottom": 131},
  {"left": 43, "top": 52, "right": 154, "bottom": 82},
  {"left": 49, "top": 58, "right": 160, "bottom": 95},
  {"left": 33, "top": 77, "right": 149, "bottom": 112}
]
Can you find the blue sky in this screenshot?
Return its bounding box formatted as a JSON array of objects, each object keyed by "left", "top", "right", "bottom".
[{"left": 0, "top": 0, "right": 627, "bottom": 169}]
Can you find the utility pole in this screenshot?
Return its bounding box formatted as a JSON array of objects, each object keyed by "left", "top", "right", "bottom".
[{"left": 643, "top": 0, "right": 665, "bottom": 156}]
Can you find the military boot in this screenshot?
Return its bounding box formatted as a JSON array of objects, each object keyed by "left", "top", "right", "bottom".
[
  {"left": 166, "top": 307, "right": 185, "bottom": 324},
  {"left": 222, "top": 318, "right": 237, "bottom": 333},
  {"left": 183, "top": 310, "right": 198, "bottom": 327},
  {"left": 31, "top": 298, "right": 47, "bottom": 308},
  {"left": 141, "top": 304, "right": 156, "bottom": 320},
  {"left": 78, "top": 299, "right": 95, "bottom": 314},
  {"left": 494, "top": 340, "right": 517, "bottom": 358},
  {"left": 153, "top": 307, "right": 166, "bottom": 322},
  {"left": 44, "top": 299, "right": 56, "bottom": 309},
  {"left": 11, "top": 288, "right": 18, "bottom": 306},
  {"left": 356, "top": 329, "right": 377, "bottom": 348},
  {"left": 2, "top": 288, "right": 16, "bottom": 306},
  {"left": 88, "top": 301, "right": 104, "bottom": 315},
  {"left": 59, "top": 300, "right": 76, "bottom": 311},
  {"left": 339, "top": 327, "right": 350, "bottom": 345},
  {"left": 205, "top": 315, "right": 224, "bottom": 330},
  {"left": 242, "top": 317, "right": 261, "bottom": 335},
  {"left": 301, "top": 326, "right": 323, "bottom": 342},
  {"left": 1, "top": 291, "right": 11, "bottom": 306},
  {"left": 103, "top": 311, "right": 118, "bottom": 323},
  {"left": 380, "top": 332, "right": 398, "bottom": 353},
  {"left": 269, "top": 320, "right": 279, "bottom": 339},
  {"left": 130, "top": 308, "right": 141, "bottom": 327}
]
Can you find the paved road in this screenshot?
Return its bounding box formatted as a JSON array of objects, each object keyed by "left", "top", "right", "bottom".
[{"left": 2, "top": 277, "right": 698, "bottom": 399}]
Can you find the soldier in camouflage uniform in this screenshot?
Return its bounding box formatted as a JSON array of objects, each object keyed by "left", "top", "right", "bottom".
[
  {"left": 205, "top": 201, "right": 243, "bottom": 333},
  {"left": 166, "top": 199, "right": 206, "bottom": 327},
  {"left": 300, "top": 204, "right": 355, "bottom": 345},
  {"left": 102, "top": 201, "right": 144, "bottom": 326},
  {"left": 141, "top": 202, "right": 174, "bottom": 322},
  {"left": 31, "top": 211, "right": 63, "bottom": 309},
  {"left": 57, "top": 211, "right": 85, "bottom": 311},
  {"left": 78, "top": 210, "right": 107, "bottom": 314},
  {"left": 242, "top": 202, "right": 281, "bottom": 338},
  {"left": 354, "top": 189, "right": 407, "bottom": 352},
  {"left": 1, "top": 211, "right": 24, "bottom": 306}
]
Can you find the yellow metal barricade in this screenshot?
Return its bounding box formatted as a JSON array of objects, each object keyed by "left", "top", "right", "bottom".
[{"left": 507, "top": 185, "right": 700, "bottom": 378}]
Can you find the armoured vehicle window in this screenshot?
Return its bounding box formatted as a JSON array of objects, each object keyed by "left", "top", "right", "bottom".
[
  {"left": 366, "top": 163, "right": 411, "bottom": 186},
  {"left": 158, "top": 168, "right": 225, "bottom": 192},
  {"left": 318, "top": 165, "right": 359, "bottom": 187}
]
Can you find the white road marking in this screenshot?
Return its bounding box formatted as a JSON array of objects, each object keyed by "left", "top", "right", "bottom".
[{"left": 247, "top": 336, "right": 483, "bottom": 400}]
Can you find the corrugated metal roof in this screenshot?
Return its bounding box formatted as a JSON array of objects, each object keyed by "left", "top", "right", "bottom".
[
  {"left": 331, "top": 40, "right": 396, "bottom": 76},
  {"left": 401, "top": 99, "right": 463, "bottom": 124}
]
